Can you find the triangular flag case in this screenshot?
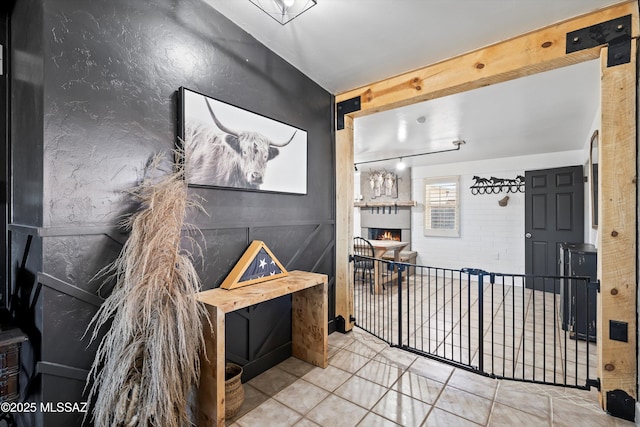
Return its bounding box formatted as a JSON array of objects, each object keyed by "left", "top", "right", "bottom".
[{"left": 220, "top": 240, "right": 288, "bottom": 289}]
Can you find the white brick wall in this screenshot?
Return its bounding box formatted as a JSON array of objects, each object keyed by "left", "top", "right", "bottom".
[{"left": 411, "top": 150, "right": 587, "bottom": 274}]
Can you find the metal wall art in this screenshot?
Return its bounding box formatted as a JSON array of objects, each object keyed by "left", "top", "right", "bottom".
[{"left": 470, "top": 175, "right": 525, "bottom": 195}]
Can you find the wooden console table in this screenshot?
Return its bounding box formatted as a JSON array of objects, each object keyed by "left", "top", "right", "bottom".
[{"left": 196, "top": 270, "right": 328, "bottom": 426}]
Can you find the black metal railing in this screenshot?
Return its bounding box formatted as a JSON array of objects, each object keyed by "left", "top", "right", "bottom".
[{"left": 351, "top": 255, "right": 598, "bottom": 390}]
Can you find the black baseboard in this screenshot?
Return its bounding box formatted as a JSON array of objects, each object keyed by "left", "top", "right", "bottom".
[
  {"left": 230, "top": 319, "right": 341, "bottom": 382},
  {"left": 328, "top": 318, "right": 337, "bottom": 334},
  {"left": 231, "top": 342, "right": 292, "bottom": 383}
]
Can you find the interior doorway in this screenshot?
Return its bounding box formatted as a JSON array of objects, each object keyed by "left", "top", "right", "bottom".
[
  {"left": 336, "top": 5, "right": 638, "bottom": 412},
  {"left": 524, "top": 165, "right": 585, "bottom": 292}
]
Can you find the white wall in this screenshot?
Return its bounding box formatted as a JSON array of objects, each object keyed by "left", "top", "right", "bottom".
[{"left": 411, "top": 150, "right": 586, "bottom": 273}]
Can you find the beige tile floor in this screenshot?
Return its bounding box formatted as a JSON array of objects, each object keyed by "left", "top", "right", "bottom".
[{"left": 227, "top": 329, "right": 632, "bottom": 427}]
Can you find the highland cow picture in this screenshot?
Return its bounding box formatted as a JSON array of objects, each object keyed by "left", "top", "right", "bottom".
[{"left": 179, "top": 87, "right": 307, "bottom": 194}]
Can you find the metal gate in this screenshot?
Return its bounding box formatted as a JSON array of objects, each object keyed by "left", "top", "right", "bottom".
[{"left": 351, "top": 255, "right": 599, "bottom": 390}]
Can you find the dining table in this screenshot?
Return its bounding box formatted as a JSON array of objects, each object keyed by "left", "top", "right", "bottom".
[{"left": 368, "top": 239, "right": 409, "bottom": 293}]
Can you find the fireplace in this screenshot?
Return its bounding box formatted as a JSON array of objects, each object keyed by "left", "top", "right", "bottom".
[{"left": 369, "top": 228, "right": 402, "bottom": 241}]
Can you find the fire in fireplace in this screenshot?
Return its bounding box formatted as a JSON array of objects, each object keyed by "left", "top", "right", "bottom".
[{"left": 369, "top": 228, "right": 401, "bottom": 241}]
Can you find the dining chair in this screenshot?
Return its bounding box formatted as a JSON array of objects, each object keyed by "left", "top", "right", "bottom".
[{"left": 353, "top": 237, "right": 376, "bottom": 292}]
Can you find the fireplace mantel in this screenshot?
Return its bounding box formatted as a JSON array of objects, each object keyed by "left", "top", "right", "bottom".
[{"left": 354, "top": 200, "right": 417, "bottom": 208}]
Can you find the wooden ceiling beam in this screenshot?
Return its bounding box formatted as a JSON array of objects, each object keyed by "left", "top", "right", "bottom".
[{"left": 336, "top": 1, "right": 638, "bottom": 117}]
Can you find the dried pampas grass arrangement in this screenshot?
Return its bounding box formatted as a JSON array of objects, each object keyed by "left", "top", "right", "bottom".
[{"left": 85, "top": 152, "right": 209, "bottom": 427}]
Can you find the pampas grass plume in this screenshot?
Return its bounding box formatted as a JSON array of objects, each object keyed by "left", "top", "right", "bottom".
[{"left": 85, "top": 152, "right": 210, "bottom": 427}]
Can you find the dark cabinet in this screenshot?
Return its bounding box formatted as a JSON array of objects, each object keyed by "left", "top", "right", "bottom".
[
  {"left": 0, "top": 328, "right": 27, "bottom": 403},
  {"left": 559, "top": 243, "right": 597, "bottom": 341}
]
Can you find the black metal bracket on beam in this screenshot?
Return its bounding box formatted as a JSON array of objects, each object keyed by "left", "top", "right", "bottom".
[
  {"left": 588, "top": 280, "right": 600, "bottom": 293},
  {"left": 609, "top": 320, "right": 629, "bottom": 342},
  {"left": 607, "top": 389, "right": 635, "bottom": 422},
  {"left": 566, "top": 14, "right": 632, "bottom": 67},
  {"left": 335, "top": 314, "right": 356, "bottom": 333},
  {"left": 336, "top": 96, "right": 361, "bottom": 130}
]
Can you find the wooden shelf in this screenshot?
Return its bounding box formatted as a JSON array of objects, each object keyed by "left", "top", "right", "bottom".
[{"left": 354, "top": 200, "right": 417, "bottom": 208}]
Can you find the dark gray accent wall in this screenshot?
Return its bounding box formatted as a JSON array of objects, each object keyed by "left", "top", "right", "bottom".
[
  {"left": 8, "top": 0, "right": 335, "bottom": 425},
  {"left": 9, "top": 0, "right": 46, "bottom": 425},
  {"left": 1, "top": 7, "right": 8, "bottom": 309},
  {"left": 12, "top": 0, "right": 43, "bottom": 228}
]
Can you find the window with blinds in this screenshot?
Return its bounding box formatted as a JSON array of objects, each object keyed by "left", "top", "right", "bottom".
[{"left": 424, "top": 176, "right": 460, "bottom": 237}]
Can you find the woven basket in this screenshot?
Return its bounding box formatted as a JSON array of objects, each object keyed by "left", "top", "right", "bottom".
[{"left": 225, "top": 363, "right": 245, "bottom": 418}]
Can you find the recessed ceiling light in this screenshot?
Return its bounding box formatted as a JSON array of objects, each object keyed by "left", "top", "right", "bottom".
[{"left": 397, "top": 122, "right": 407, "bottom": 142}]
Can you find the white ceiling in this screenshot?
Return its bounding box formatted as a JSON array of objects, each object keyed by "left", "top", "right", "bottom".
[
  {"left": 204, "top": 0, "right": 619, "bottom": 167},
  {"left": 354, "top": 60, "right": 600, "bottom": 169}
]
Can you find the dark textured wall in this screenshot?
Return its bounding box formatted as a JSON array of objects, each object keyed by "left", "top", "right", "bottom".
[
  {"left": 9, "top": 1, "right": 45, "bottom": 425},
  {"left": 8, "top": 0, "right": 335, "bottom": 425},
  {"left": 1, "top": 8, "right": 8, "bottom": 309},
  {"left": 11, "top": 0, "right": 44, "bottom": 228}
]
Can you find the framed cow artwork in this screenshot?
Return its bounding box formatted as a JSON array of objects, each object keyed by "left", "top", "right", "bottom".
[{"left": 178, "top": 87, "right": 308, "bottom": 194}]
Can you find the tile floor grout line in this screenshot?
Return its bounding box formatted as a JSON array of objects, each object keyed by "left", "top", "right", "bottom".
[
  {"left": 419, "top": 360, "right": 456, "bottom": 426},
  {"left": 230, "top": 328, "right": 617, "bottom": 427},
  {"left": 352, "top": 346, "right": 411, "bottom": 427},
  {"left": 302, "top": 363, "right": 356, "bottom": 425}
]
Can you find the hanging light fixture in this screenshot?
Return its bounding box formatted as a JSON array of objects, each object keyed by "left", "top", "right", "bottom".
[
  {"left": 249, "top": 0, "right": 317, "bottom": 25},
  {"left": 396, "top": 157, "right": 406, "bottom": 171}
]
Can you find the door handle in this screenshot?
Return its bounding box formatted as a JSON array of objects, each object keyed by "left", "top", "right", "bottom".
[{"left": 525, "top": 232, "right": 532, "bottom": 238}]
